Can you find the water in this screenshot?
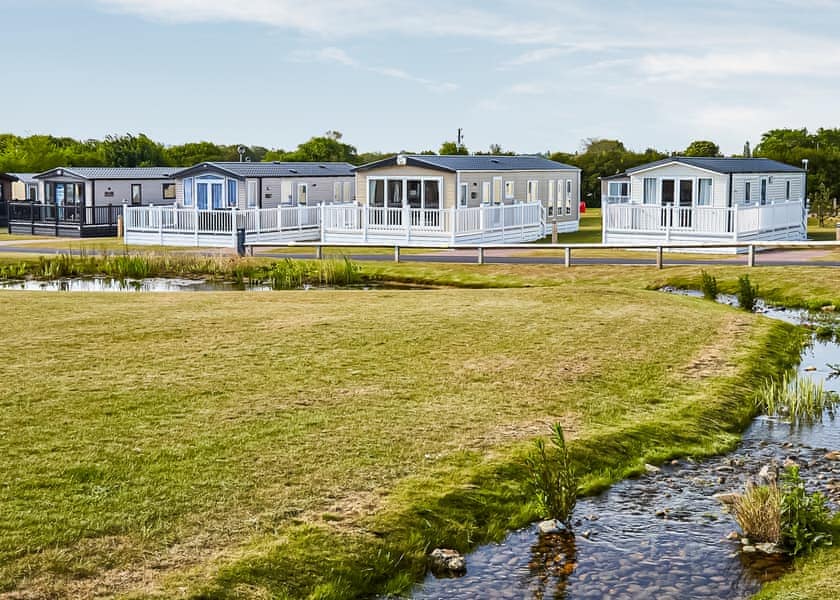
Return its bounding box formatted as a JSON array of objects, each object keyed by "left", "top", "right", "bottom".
[
  {"left": 0, "top": 278, "right": 427, "bottom": 292},
  {"left": 0, "top": 277, "right": 272, "bottom": 292},
  {"left": 413, "top": 297, "right": 840, "bottom": 600}
]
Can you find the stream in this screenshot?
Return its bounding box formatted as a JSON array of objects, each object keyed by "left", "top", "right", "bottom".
[{"left": 412, "top": 295, "right": 840, "bottom": 600}]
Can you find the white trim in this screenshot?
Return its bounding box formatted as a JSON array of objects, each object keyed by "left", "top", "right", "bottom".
[{"left": 365, "top": 175, "right": 445, "bottom": 209}]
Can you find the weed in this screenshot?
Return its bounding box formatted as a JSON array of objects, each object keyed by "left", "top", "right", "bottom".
[
  {"left": 780, "top": 465, "right": 833, "bottom": 556},
  {"left": 733, "top": 482, "right": 782, "bottom": 543},
  {"left": 736, "top": 274, "right": 759, "bottom": 312},
  {"left": 755, "top": 374, "right": 838, "bottom": 424},
  {"left": 700, "top": 270, "right": 719, "bottom": 301},
  {"left": 524, "top": 423, "right": 578, "bottom": 527}
]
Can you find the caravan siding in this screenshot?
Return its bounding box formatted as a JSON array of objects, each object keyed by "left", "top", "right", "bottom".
[{"left": 629, "top": 165, "right": 729, "bottom": 207}]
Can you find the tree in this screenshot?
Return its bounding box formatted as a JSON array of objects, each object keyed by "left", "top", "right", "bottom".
[
  {"left": 102, "top": 133, "right": 165, "bottom": 167},
  {"left": 439, "top": 141, "right": 468, "bottom": 155},
  {"left": 810, "top": 182, "right": 833, "bottom": 227},
  {"left": 267, "top": 133, "right": 358, "bottom": 163},
  {"left": 683, "top": 140, "right": 720, "bottom": 157}
]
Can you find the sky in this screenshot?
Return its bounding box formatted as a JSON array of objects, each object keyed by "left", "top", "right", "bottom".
[{"left": 1, "top": 0, "right": 839, "bottom": 155}]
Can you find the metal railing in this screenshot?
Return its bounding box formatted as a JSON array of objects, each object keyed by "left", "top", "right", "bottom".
[{"left": 7, "top": 202, "right": 123, "bottom": 227}]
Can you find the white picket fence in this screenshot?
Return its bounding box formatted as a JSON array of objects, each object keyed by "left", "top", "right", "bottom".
[
  {"left": 603, "top": 200, "right": 805, "bottom": 245},
  {"left": 321, "top": 202, "right": 546, "bottom": 244},
  {"left": 124, "top": 205, "right": 322, "bottom": 247}
]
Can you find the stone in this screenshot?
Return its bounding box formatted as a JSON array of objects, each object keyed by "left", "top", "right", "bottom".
[
  {"left": 804, "top": 366, "right": 818, "bottom": 372},
  {"left": 581, "top": 530, "right": 592, "bottom": 539},
  {"left": 537, "top": 519, "right": 566, "bottom": 535},
  {"left": 825, "top": 451, "right": 840, "bottom": 461},
  {"left": 755, "top": 542, "right": 785, "bottom": 555},
  {"left": 742, "top": 545, "right": 757, "bottom": 553},
  {"left": 726, "top": 531, "right": 740, "bottom": 541},
  {"left": 644, "top": 463, "right": 660, "bottom": 475},
  {"left": 741, "top": 538, "right": 751, "bottom": 546},
  {"left": 783, "top": 458, "right": 798, "bottom": 469},
  {"left": 758, "top": 462, "right": 779, "bottom": 486},
  {"left": 713, "top": 491, "right": 742, "bottom": 505},
  {"left": 820, "top": 304, "right": 836, "bottom": 312},
  {"left": 429, "top": 548, "right": 466, "bottom": 575}
]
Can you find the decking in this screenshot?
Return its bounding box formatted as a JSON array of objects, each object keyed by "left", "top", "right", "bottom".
[
  {"left": 321, "top": 203, "right": 550, "bottom": 245},
  {"left": 7, "top": 202, "right": 123, "bottom": 237},
  {"left": 602, "top": 200, "right": 805, "bottom": 251},
  {"left": 124, "top": 205, "right": 322, "bottom": 247}
]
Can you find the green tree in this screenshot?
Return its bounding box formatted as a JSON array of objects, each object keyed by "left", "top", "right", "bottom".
[
  {"left": 439, "top": 141, "right": 468, "bottom": 155},
  {"left": 810, "top": 182, "right": 834, "bottom": 227},
  {"left": 268, "top": 132, "right": 358, "bottom": 163},
  {"left": 683, "top": 140, "right": 720, "bottom": 157},
  {"left": 102, "top": 133, "right": 165, "bottom": 167}
]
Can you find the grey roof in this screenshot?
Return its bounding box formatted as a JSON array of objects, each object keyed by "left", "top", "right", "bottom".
[
  {"left": 355, "top": 154, "right": 579, "bottom": 173},
  {"left": 600, "top": 172, "right": 631, "bottom": 180},
  {"left": 8, "top": 173, "right": 36, "bottom": 184},
  {"left": 34, "top": 167, "right": 177, "bottom": 180},
  {"left": 0, "top": 172, "right": 18, "bottom": 182},
  {"left": 171, "top": 161, "right": 356, "bottom": 179},
  {"left": 627, "top": 157, "right": 804, "bottom": 175}
]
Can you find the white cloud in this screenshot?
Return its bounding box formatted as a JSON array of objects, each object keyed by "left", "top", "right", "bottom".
[{"left": 289, "top": 46, "right": 457, "bottom": 93}]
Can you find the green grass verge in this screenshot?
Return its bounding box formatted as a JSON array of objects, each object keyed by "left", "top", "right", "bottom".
[{"left": 0, "top": 276, "right": 808, "bottom": 599}]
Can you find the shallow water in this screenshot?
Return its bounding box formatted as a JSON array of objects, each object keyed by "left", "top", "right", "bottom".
[
  {"left": 413, "top": 298, "right": 840, "bottom": 600},
  {"left": 0, "top": 277, "right": 272, "bottom": 292}
]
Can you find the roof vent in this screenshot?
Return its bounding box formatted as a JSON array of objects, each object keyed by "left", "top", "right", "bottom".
[
  {"left": 289, "top": 169, "right": 298, "bottom": 174},
  {"left": 396, "top": 154, "right": 407, "bottom": 166},
  {"left": 319, "top": 165, "right": 327, "bottom": 169},
  {"left": 491, "top": 159, "right": 500, "bottom": 164}
]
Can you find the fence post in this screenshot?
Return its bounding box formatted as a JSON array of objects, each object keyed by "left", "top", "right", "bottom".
[
  {"left": 520, "top": 202, "right": 524, "bottom": 240},
  {"left": 363, "top": 204, "right": 369, "bottom": 242},
  {"left": 564, "top": 246, "right": 571, "bottom": 268},
  {"left": 732, "top": 207, "right": 739, "bottom": 241},
  {"left": 656, "top": 246, "right": 663, "bottom": 269},
  {"left": 501, "top": 205, "right": 506, "bottom": 243},
  {"left": 747, "top": 244, "right": 755, "bottom": 267},
  {"left": 404, "top": 204, "right": 411, "bottom": 242},
  {"left": 450, "top": 206, "right": 456, "bottom": 244},
  {"left": 319, "top": 203, "right": 325, "bottom": 242},
  {"left": 477, "top": 246, "right": 484, "bottom": 265},
  {"left": 316, "top": 244, "right": 323, "bottom": 260}
]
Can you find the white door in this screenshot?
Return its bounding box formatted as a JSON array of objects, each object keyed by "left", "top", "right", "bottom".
[{"left": 281, "top": 181, "right": 293, "bottom": 205}]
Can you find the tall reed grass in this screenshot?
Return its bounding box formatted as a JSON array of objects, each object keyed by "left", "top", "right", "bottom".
[
  {"left": 755, "top": 373, "right": 838, "bottom": 424},
  {"left": 0, "top": 252, "right": 363, "bottom": 290}
]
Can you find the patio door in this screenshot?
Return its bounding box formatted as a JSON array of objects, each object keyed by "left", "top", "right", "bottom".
[
  {"left": 678, "top": 180, "right": 693, "bottom": 228},
  {"left": 661, "top": 179, "right": 675, "bottom": 227},
  {"left": 196, "top": 178, "right": 224, "bottom": 210}
]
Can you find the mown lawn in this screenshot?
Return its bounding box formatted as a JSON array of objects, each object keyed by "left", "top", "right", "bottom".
[{"left": 0, "top": 262, "right": 807, "bottom": 599}]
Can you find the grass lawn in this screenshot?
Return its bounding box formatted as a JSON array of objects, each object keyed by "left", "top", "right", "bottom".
[{"left": 0, "top": 261, "right": 809, "bottom": 599}]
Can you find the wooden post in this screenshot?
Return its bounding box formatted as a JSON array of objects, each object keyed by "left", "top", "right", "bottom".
[
  {"left": 551, "top": 220, "right": 558, "bottom": 244},
  {"left": 394, "top": 245, "right": 400, "bottom": 263},
  {"left": 477, "top": 247, "right": 484, "bottom": 265},
  {"left": 564, "top": 246, "right": 571, "bottom": 268},
  {"left": 747, "top": 244, "right": 755, "bottom": 267},
  {"left": 656, "top": 246, "right": 663, "bottom": 269},
  {"left": 315, "top": 245, "right": 323, "bottom": 260}
]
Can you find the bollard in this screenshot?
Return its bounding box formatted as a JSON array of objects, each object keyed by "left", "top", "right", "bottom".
[
  {"left": 394, "top": 246, "right": 400, "bottom": 263},
  {"left": 315, "top": 245, "right": 323, "bottom": 260},
  {"left": 477, "top": 247, "right": 484, "bottom": 265},
  {"left": 656, "top": 246, "right": 663, "bottom": 269},
  {"left": 747, "top": 245, "right": 755, "bottom": 267},
  {"left": 235, "top": 228, "right": 246, "bottom": 257},
  {"left": 836, "top": 223, "right": 840, "bottom": 241},
  {"left": 117, "top": 215, "right": 124, "bottom": 238},
  {"left": 551, "top": 221, "right": 558, "bottom": 245}
]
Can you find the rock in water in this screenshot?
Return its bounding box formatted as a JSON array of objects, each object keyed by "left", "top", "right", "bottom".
[
  {"left": 429, "top": 548, "right": 466, "bottom": 576},
  {"left": 825, "top": 451, "right": 840, "bottom": 461},
  {"left": 644, "top": 463, "right": 660, "bottom": 475},
  {"left": 757, "top": 462, "right": 779, "bottom": 486},
  {"left": 713, "top": 491, "right": 742, "bottom": 506},
  {"left": 755, "top": 542, "right": 785, "bottom": 555},
  {"left": 537, "top": 519, "right": 566, "bottom": 535}
]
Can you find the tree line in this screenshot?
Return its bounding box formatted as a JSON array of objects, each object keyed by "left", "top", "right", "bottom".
[{"left": 1, "top": 128, "right": 837, "bottom": 206}]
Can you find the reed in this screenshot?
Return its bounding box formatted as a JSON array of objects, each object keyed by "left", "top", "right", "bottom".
[
  {"left": 733, "top": 482, "right": 782, "bottom": 543},
  {"left": 755, "top": 373, "right": 838, "bottom": 424}
]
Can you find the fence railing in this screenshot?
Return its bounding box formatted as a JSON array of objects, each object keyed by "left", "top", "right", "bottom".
[
  {"left": 124, "top": 205, "right": 322, "bottom": 236},
  {"left": 322, "top": 202, "right": 544, "bottom": 237},
  {"left": 8, "top": 202, "right": 122, "bottom": 226},
  {"left": 603, "top": 200, "right": 804, "bottom": 238}
]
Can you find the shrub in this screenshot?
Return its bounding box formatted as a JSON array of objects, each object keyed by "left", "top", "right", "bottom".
[
  {"left": 737, "top": 274, "right": 758, "bottom": 312},
  {"left": 733, "top": 482, "right": 782, "bottom": 543},
  {"left": 700, "top": 270, "right": 718, "bottom": 301},
  {"left": 524, "top": 423, "right": 578, "bottom": 527},
  {"left": 780, "top": 465, "right": 833, "bottom": 556}
]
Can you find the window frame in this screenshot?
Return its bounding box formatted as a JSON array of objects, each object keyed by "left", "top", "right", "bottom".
[
  {"left": 504, "top": 180, "right": 515, "bottom": 200},
  {"left": 227, "top": 179, "right": 238, "bottom": 208},
  {"left": 130, "top": 183, "right": 142, "bottom": 206},
  {"left": 183, "top": 177, "right": 194, "bottom": 207},
  {"left": 162, "top": 182, "right": 176, "bottom": 202}
]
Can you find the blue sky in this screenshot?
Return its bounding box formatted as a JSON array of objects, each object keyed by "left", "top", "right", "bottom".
[{"left": 2, "top": 0, "right": 839, "bottom": 155}]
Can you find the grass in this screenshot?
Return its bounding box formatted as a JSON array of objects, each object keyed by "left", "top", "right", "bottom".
[
  {"left": 0, "top": 266, "right": 805, "bottom": 599},
  {"left": 755, "top": 374, "right": 838, "bottom": 424},
  {"left": 733, "top": 482, "right": 782, "bottom": 543}
]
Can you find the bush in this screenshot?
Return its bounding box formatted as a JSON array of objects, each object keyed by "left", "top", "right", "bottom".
[
  {"left": 733, "top": 482, "right": 782, "bottom": 543},
  {"left": 524, "top": 423, "right": 578, "bottom": 527},
  {"left": 737, "top": 274, "right": 759, "bottom": 312},
  {"left": 780, "top": 465, "right": 833, "bottom": 556},
  {"left": 700, "top": 270, "right": 718, "bottom": 301}
]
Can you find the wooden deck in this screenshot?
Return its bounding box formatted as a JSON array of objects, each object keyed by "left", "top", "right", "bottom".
[{"left": 7, "top": 202, "right": 123, "bottom": 237}]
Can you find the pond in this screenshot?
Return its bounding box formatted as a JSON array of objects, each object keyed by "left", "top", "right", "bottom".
[
  {"left": 0, "top": 278, "right": 428, "bottom": 292},
  {"left": 413, "top": 299, "right": 840, "bottom": 600}
]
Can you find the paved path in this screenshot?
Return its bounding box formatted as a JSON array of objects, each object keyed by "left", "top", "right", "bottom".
[{"left": 0, "top": 243, "right": 837, "bottom": 268}]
